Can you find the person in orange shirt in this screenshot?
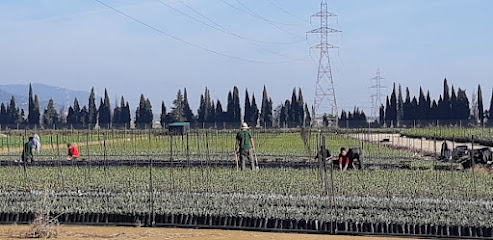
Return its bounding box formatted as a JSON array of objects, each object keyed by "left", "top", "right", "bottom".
[{"left": 67, "top": 143, "right": 80, "bottom": 160}]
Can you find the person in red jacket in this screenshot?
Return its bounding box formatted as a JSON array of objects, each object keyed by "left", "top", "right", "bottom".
[
  {"left": 67, "top": 143, "right": 80, "bottom": 160},
  {"left": 338, "top": 147, "right": 350, "bottom": 171}
]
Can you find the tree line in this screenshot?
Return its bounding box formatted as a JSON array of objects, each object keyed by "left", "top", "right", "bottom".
[
  {"left": 379, "top": 78, "right": 493, "bottom": 127},
  {"left": 0, "top": 84, "right": 311, "bottom": 129}
]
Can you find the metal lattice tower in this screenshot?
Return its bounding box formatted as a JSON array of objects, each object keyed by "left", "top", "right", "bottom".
[
  {"left": 370, "top": 69, "right": 387, "bottom": 119},
  {"left": 308, "top": 0, "right": 340, "bottom": 126}
]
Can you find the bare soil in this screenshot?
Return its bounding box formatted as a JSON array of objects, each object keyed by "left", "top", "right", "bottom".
[{"left": 0, "top": 225, "right": 414, "bottom": 240}]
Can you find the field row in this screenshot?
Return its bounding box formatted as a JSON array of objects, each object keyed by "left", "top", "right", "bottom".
[
  {"left": 0, "top": 166, "right": 489, "bottom": 200},
  {"left": 1, "top": 190, "right": 491, "bottom": 228}
]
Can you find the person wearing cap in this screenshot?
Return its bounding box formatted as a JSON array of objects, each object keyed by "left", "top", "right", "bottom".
[
  {"left": 235, "top": 122, "right": 256, "bottom": 170},
  {"left": 338, "top": 147, "right": 350, "bottom": 171}
]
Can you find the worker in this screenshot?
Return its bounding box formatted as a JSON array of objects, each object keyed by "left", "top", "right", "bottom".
[
  {"left": 235, "top": 122, "right": 256, "bottom": 170},
  {"left": 315, "top": 148, "right": 334, "bottom": 162},
  {"left": 67, "top": 143, "right": 80, "bottom": 160},
  {"left": 338, "top": 147, "right": 350, "bottom": 171},
  {"left": 20, "top": 137, "right": 34, "bottom": 162}
]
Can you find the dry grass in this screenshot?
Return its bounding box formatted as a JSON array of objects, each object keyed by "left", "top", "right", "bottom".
[{"left": 22, "top": 213, "right": 59, "bottom": 238}]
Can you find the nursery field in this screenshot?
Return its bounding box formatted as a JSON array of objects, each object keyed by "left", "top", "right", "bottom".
[{"left": 0, "top": 129, "right": 492, "bottom": 238}]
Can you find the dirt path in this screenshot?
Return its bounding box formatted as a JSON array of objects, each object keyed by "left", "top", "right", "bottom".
[
  {"left": 349, "top": 133, "right": 492, "bottom": 156},
  {"left": 0, "top": 225, "right": 414, "bottom": 240}
]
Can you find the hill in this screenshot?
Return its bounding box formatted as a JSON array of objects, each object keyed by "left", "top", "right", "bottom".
[{"left": 0, "top": 83, "right": 90, "bottom": 111}]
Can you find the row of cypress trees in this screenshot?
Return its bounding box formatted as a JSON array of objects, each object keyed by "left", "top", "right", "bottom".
[
  {"left": 380, "top": 79, "right": 493, "bottom": 126},
  {"left": 0, "top": 84, "right": 308, "bottom": 129}
]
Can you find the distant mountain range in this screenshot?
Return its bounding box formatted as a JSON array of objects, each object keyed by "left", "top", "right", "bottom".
[{"left": 0, "top": 83, "right": 90, "bottom": 111}]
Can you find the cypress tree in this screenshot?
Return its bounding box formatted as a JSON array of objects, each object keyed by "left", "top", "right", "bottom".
[
  {"left": 121, "top": 102, "right": 131, "bottom": 128},
  {"left": 209, "top": 99, "right": 216, "bottom": 124},
  {"left": 183, "top": 88, "right": 194, "bottom": 122},
  {"left": 425, "top": 91, "right": 432, "bottom": 121},
  {"left": 403, "top": 87, "right": 411, "bottom": 121},
  {"left": 98, "top": 98, "right": 104, "bottom": 125},
  {"left": 7, "top": 96, "right": 20, "bottom": 124},
  {"left": 135, "top": 94, "right": 153, "bottom": 128},
  {"left": 439, "top": 78, "right": 451, "bottom": 120},
  {"left": 288, "top": 88, "right": 297, "bottom": 126},
  {"left": 232, "top": 86, "right": 241, "bottom": 124},
  {"left": 251, "top": 94, "right": 259, "bottom": 127},
  {"left": 80, "top": 106, "right": 88, "bottom": 126},
  {"left": 67, "top": 107, "right": 75, "bottom": 126},
  {"left": 27, "top": 83, "right": 40, "bottom": 126},
  {"left": 67, "top": 98, "right": 80, "bottom": 126},
  {"left": 379, "top": 104, "right": 385, "bottom": 126},
  {"left": 389, "top": 83, "right": 397, "bottom": 125},
  {"left": 215, "top": 100, "right": 224, "bottom": 124},
  {"left": 244, "top": 89, "right": 251, "bottom": 124},
  {"left": 298, "top": 88, "right": 305, "bottom": 126},
  {"left": 144, "top": 98, "right": 153, "bottom": 126},
  {"left": 198, "top": 88, "right": 212, "bottom": 124},
  {"left": 410, "top": 96, "right": 418, "bottom": 122},
  {"left": 98, "top": 89, "right": 111, "bottom": 127},
  {"left": 171, "top": 90, "right": 185, "bottom": 122},
  {"left": 450, "top": 86, "right": 457, "bottom": 119},
  {"left": 42, "top": 99, "right": 59, "bottom": 128},
  {"left": 417, "top": 87, "right": 426, "bottom": 121},
  {"left": 73, "top": 98, "right": 81, "bottom": 124},
  {"left": 397, "top": 84, "right": 404, "bottom": 125},
  {"left": 260, "top": 86, "right": 273, "bottom": 128},
  {"left": 0, "top": 103, "right": 6, "bottom": 125},
  {"left": 160, "top": 101, "right": 167, "bottom": 128},
  {"left": 456, "top": 88, "right": 470, "bottom": 120},
  {"left": 478, "top": 85, "right": 484, "bottom": 124},
  {"left": 225, "top": 87, "right": 241, "bottom": 125},
  {"left": 112, "top": 97, "right": 122, "bottom": 127},
  {"left": 88, "top": 87, "right": 97, "bottom": 128},
  {"left": 28, "top": 84, "right": 33, "bottom": 122},
  {"left": 340, "top": 110, "right": 347, "bottom": 122},
  {"left": 226, "top": 91, "right": 233, "bottom": 121},
  {"left": 432, "top": 99, "right": 439, "bottom": 121},
  {"left": 437, "top": 96, "right": 443, "bottom": 120}
]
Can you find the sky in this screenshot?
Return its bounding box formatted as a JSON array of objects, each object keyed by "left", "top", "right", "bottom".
[{"left": 0, "top": 0, "right": 492, "bottom": 118}]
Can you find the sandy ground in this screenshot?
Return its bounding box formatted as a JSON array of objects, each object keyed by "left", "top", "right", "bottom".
[
  {"left": 0, "top": 225, "right": 414, "bottom": 240},
  {"left": 349, "top": 133, "right": 491, "bottom": 156}
]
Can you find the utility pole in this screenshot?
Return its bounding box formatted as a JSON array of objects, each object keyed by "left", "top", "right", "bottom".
[
  {"left": 308, "top": 0, "right": 340, "bottom": 127},
  {"left": 370, "top": 69, "right": 387, "bottom": 120}
]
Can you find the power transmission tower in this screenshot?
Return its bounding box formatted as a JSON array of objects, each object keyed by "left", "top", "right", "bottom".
[
  {"left": 370, "top": 69, "right": 387, "bottom": 120},
  {"left": 308, "top": 0, "right": 340, "bottom": 127}
]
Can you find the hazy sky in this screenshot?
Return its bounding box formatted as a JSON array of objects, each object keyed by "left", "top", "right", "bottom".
[{"left": 1, "top": 0, "right": 492, "bottom": 116}]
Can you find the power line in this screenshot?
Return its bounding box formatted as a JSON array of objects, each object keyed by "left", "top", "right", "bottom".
[
  {"left": 94, "top": 0, "right": 296, "bottom": 64},
  {"left": 218, "top": 0, "right": 304, "bottom": 40},
  {"left": 154, "top": 0, "right": 298, "bottom": 60},
  {"left": 231, "top": 0, "right": 300, "bottom": 26},
  {"left": 177, "top": 0, "right": 302, "bottom": 45},
  {"left": 265, "top": 0, "right": 309, "bottom": 24}
]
